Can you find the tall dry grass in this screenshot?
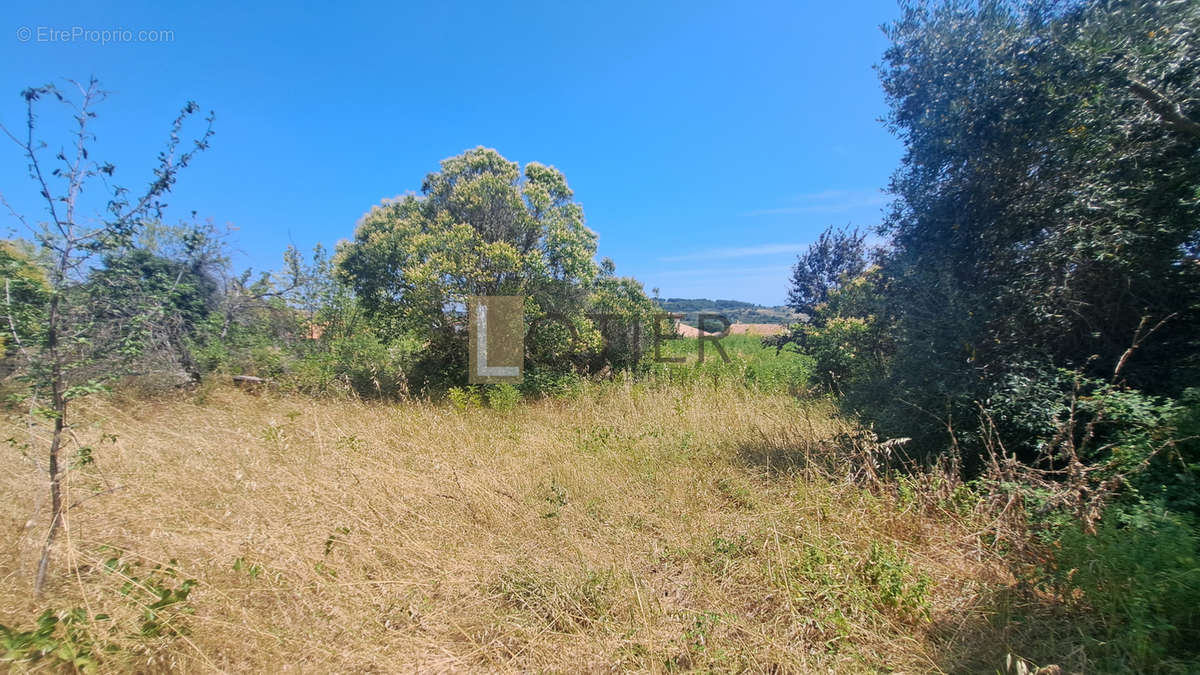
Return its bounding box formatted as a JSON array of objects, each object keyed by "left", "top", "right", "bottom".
[{"left": 2, "top": 379, "right": 1031, "bottom": 672}]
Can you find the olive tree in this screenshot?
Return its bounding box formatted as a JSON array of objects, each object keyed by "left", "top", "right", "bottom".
[{"left": 869, "top": 0, "right": 1200, "bottom": 458}]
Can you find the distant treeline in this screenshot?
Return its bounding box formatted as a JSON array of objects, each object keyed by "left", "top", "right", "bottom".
[{"left": 655, "top": 298, "right": 796, "bottom": 327}]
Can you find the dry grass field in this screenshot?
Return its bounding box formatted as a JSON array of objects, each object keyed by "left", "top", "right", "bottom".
[{"left": 1, "top": 380, "right": 1059, "bottom": 672}]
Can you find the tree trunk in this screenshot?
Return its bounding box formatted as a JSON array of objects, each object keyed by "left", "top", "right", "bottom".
[{"left": 34, "top": 293, "right": 65, "bottom": 596}]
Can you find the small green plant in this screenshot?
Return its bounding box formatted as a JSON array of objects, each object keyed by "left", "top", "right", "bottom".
[
  {"left": 484, "top": 382, "right": 522, "bottom": 411},
  {"left": 104, "top": 556, "right": 197, "bottom": 638},
  {"left": 324, "top": 526, "right": 351, "bottom": 555},
  {"left": 261, "top": 420, "right": 289, "bottom": 444},
  {"left": 779, "top": 535, "right": 931, "bottom": 647},
  {"left": 683, "top": 611, "right": 722, "bottom": 654},
  {"left": 73, "top": 445, "right": 95, "bottom": 467},
  {"left": 335, "top": 435, "right": 364, "bottom": 453},
  {"left": 542, "top": 480, "right": 569, "bottom": 518},
  {"left": 711, "top": 534, "right": 751, "bottom": 559},
  {"left": 665, "top": 611, "right": 728, "bottom": 670},
  {"left": 704, "top": 533, "right": 752, "bottom": 574},
  {"left": 447, "top": 386, "right": 482, "bottom": 411},
  {"left": 574, "top": 425, "right": 616, "bottom": 454},
  {"left": 860, "top": 541, "right": 931, "bottom": 621},
  {"left": 232, "top": 556, "right": 263, "bottom": 579},
  {"left": 714, "top": 476, "right": 756, "bottom": 511},
  {"left": 73, "top": 433, "right": 118, "bottom": 468},
  {"left": 0, "top": 608, "right": 102, "bottom": 672}
]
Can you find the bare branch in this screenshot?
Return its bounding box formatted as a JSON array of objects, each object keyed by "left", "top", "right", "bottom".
[{"left": 1129, "top": 79, "right": 1200, "bottom": 140}]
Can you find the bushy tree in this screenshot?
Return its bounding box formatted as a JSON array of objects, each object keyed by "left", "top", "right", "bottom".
[
  {"left": 772, "top": 226, "right": 886, "bottom": 394},
  {"left": 872, "top": 0, "right": 1199, "bottom": 458},
  {"left": 84, "top": 224, "right": 223, "bottom": 382},
  {"left": 856, "top": 8, "right": 1200, "bottom": 664},
  {"left": 798, "top": 267, "right": 893, "bottom": 396},
  {"left": 786, "top": 225, "right": 870, "bottom": 321},
  {"left": 336, "top": 147, "right": 654, "bottom": 390}
]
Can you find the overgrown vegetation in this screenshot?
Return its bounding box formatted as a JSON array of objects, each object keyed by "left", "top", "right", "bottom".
[
  {"left": 0, "top": 381, "right": 1074, "bottom": 671},
  {"left": 768, "top": 0, "right": 1200, "bottom": 669},
  {"left": 1, "top": 0, "right": 1197, "bottom": 670}
]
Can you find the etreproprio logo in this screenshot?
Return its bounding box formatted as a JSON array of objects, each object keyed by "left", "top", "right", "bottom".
[{"left": 468, "top": 295, "right": 732, "bottom": 384}]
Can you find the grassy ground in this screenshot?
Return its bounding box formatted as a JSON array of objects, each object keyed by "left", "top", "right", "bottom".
[
  {"left": 2, "top": 378, "right": 1069, "bottom": 672},
  {"left": 648, "top": 334, "right": 814, "bottom": 394}
]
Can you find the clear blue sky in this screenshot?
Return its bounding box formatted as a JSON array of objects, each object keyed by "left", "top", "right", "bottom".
[{"left": 2, "top": 1, "right": 903, "bottom": 306}]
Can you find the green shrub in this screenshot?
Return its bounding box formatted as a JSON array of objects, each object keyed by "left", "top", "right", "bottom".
[
  {"left": 1049, "top": 504, "right": 1200, "bottom": 671},
  {"left": 861, "top": 541, "right": 931, "bottom": 621},
  {"left": 520, "top": 366, "right": 583, "bottom": 399},
  {"left": 0, "top": 554, "right": 197, "bottom": 672},
  {"left": 447, "top": 386, "right": 482, "bottom": 411},
  {"left": 289, "top": 332, "right": 417, "bottom": 398},
  {"left": 484, "top": 383, "right": 522, "bottom": 411},
  {"left": 804, "top": 317, "right": 877, "bottom": 394}
]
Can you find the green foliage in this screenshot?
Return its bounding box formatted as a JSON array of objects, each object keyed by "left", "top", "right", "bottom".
[
  {"left": 996, "top": 376, "right": 1200, "bottom": 527},
  {"left": 786, "top": 225, "right": 870, "bottom": 319},
  {"left": 93, "top": 245, "right": 219, "bottom": 332},
  {"left": 0, "top": 608, "right": 101, "bottom": 672},
  {"left": 861, "top": 541, "right": 931, "bottom": 621},
  {"left": 714, "top": 477, "right": 756, "bottom": 511},
  {"left": 774, "top": 266, "right": 891, "bottom": 396},
  {"left": 232, "top": 556, "right": 263, "bottom": 579},
  {"left": 1079, "top": 384, "right": 1199, "bottom": 516},
  {"left": 288, "top": 331, "right": 418, "bottom": 398},
  {"left": 586, "top": 270, "right": 660, "bottom": 371},
  {"left": 804, "top": 317, "right": 879, "bottom": 395},
  {"left": 0, "top": 240, "right": 49, "bottom": 363},
  {"left": 1, "top": 553, "right": 199, "bottom": 671},
  {"left": 104, "top": 556, "right": 197, "bottom": 638},
  {"left": 520, "top": 364, "right": 584, "bottom": 398},
  {"left": 866, "top": 4, "right": 1200, "bottom": 653},
  {"left": 780, "top": 535, "right": 932, "bottom": 642},
  {"left": 870, "top": 0, "right": 1200, "bottom": 456},
  {"left": 1049, "top": 505, "right": 1200, "bottom": 671},
  {"left": 542, "top": 479, "right": 569, "bottom": 518},
  {"left": 185, "top": 243, "right": 425, "bottom": 399},
  {"left": 323, "top": 526, "right": 351, "bottom": 556},
  {"left": 447, "top": 385, "right": 483, "bottom": 411},
  {"left": 336, "top": 147, "right": 654, "bottom": 390},
  {"left": 484, "top": 382, "right": 522, "bottom": 411},
  {"left": 677, "top": 611, "right": 725, "bottom": 665}
]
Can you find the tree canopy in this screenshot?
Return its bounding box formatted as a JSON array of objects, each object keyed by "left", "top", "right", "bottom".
[
  {"left": 865, "top": 0, "right": 1200, "bottom": 453},
  {"left": 336, "top": 147, "right": 655, "bottom": 387}
]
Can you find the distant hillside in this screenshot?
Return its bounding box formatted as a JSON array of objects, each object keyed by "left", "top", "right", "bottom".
[{"left": 655, "top": 297, "right": 798, "bottom": 327}]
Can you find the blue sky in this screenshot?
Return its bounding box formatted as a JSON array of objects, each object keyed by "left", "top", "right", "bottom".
[{"left": 1, "top": 1, "right": 903, "bottom": 306}]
